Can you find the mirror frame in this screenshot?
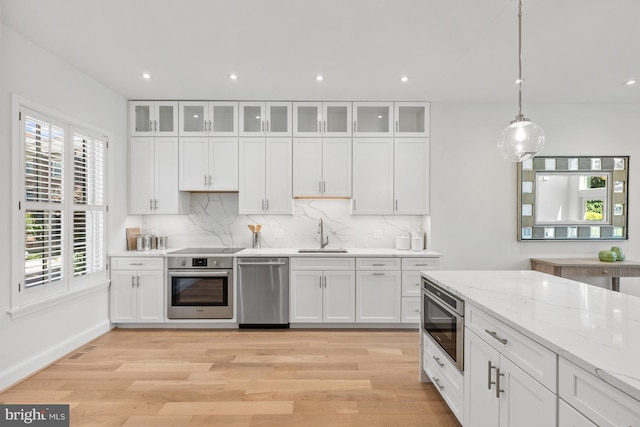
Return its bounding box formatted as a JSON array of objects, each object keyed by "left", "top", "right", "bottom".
[{"left": 517, "top": 156, "right": 629, "bottom": 241}]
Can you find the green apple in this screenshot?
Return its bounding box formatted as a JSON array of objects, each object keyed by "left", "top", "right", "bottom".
[
  {"left": 598, "top": 250, "right": 617, "bottom": 262},
  {"left": 610, "top": 246, "right": 626, "bottom": 262}
]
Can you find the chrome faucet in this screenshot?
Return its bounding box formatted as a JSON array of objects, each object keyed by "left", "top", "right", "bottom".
[{"left": 318, "top": 218, "right": 329, "bottom": 248}]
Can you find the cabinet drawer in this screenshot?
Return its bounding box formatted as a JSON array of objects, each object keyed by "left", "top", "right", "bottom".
[
  {"left": 291, "top": 257, "right": 355, "bottom": 271},
  {"left": 356, "top": 257, "right": 400, "bottom": 270},
  {"left": 465, "top": 305, "right": 557, "bottom": 392},
  {"left": 401, "top": 297, "right": 420, "bottom": 323},
  {"left": 423, "top": 333, "right": 463, "bottom": 424},
  {"left": 402, "top": 257, "right": 439, "bottom": 270},
  {"left": 111, "top": 257, "right": 164, "bottom": 270},
  {"left": 559, "top": 357, "right": 640, "bottom": 427},
  {"left": 559, "top": 399, "right": 597, "bottom": 427}
]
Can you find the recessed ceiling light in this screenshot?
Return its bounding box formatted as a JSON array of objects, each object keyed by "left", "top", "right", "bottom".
[
  {"left": 316, "top": 75, "right": 323, "bottom": 81},
  {"left": 400, "top": 76, "right": 408, "bottom": 82},
  {"left": 625, "top": 79, "right": 637, "bottom": 86},
  {"left": 194, "top": 115, "right": 199, "bottom": 118},
  {"left": 514, "top": 78, "right": 523, "bottom": 84},
  {"left": 230, "top": 74, "right": 238, "bottom": 80},
  {"left": 378, "top": 115, "right": 383, "bottom": 119},
  {"left": 141, "top": 73, "right": 151, "bottom": 80}
]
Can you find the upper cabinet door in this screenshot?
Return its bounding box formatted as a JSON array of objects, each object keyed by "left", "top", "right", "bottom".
[
  {"left": 239, "top": 102, "right": 292, "bottom": 136},
  {"left": 130, "top": 101, "right": 178, "bottom": 137},
  {"left": 179, "top": 101, "right": 209, "bottom": 136},
  {"left": 394, "top": 102, "right": 429, "bottom": 137},
  {"left": 353, "top": 102, "right": 393, "bottom": 137},
  {"left": 293, "top": 102, "right": 322, "bottom": 137},
  {"left": 209, "top": 102, "right": 238, "bottom": 136},
  {"left": 394, "top": 138, "right": 429, "bottom": 215},
  {"left": 323, "top": 102, "right": 352, "bottom": 137}
]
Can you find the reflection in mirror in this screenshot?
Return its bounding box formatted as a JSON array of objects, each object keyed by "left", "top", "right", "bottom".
[{"left": 517, "top": 156, "right": 629, "bottom": 241}]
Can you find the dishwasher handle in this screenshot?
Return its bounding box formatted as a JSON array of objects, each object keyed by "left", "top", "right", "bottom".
[{"left": 237, "top": 260, "right": 288, "bottom": 266}]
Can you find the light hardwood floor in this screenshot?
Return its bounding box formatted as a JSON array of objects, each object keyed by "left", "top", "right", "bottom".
[{"left": 0, "top": 329, "right": 461, "bottom": 426}]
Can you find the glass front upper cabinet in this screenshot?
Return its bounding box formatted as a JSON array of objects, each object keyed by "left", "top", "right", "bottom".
[
  {"left": 353, "top": 102, "right": 393, "bottom": 137},
  {"left": 394, "top": 102, "right": 430, "bottom": 137},
  {"left": 130, "top": 101, "right": 178, "bottom": 136},
  {"left": 293, "top": 102, "right": 352, "bottom": 137},
  {"left": 179, "top": 102, "right": 238, "bottom": 137},
  {"left": 239, "top": 102, "right": 292, "bottom": 136}
]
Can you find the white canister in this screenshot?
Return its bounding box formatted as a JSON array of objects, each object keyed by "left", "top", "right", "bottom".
[
  {"left": 395, "top": 236, "right": 410, "bottom": 250},
  {"left": 411, "top": 230, "right": 424, "bottom": 251}
]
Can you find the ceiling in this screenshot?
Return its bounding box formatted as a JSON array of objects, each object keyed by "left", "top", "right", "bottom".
[{"left": 2, "top": 0, "right": 639, "bottom": 103}]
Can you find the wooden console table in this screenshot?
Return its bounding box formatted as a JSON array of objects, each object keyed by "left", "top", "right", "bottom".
[{"left": 530, "top": 257, "right": 640, "bottom": 292}]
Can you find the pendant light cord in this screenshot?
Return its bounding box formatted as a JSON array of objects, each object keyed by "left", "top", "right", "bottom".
[{"left": 517, "top": 0, "right": 523, "bottom": 120}]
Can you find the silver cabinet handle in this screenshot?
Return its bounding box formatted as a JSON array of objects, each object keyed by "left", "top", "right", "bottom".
[
  {"left": 265, "top": 199, "right": 269, "bottom": 211},
  {"left": 415, "top": 264, "right": 430, "bottom": 266},
  {"left": 372, "top": 263, "right": 385, "bottom": 266},
  {"left": 395, "top": 120, "right": 399, "bottom": 132},
  {"left": 318, "top": 120, "right": 321, "bottom": 133},
  {"left": 353, "top": 120, "right": 357, "bottom": 132},
  {"left": 154, "top": 199, "right": 158, "bottom": 210},
  {"left": 131, "top": 275, "right": 136, "bottom": 287},
  {"left": 323, "top": 120, "right": 326, "bottom": 133},
  {"left": 204, "top": 175, "right": 208, "bottom": 186},
  {"left": 154, "top": 120, "right": 158, "bottom": 132},
  {"left": 373, "top": 272, "right": 385, "bottom": 276},
  {"left": 395, "top": 200, "right": 398, "bottom": 211},
  {"left": 209, "top": 120, "right": 213, "bottom": 132},
  {"left": 432, "top": 356, "right": 444, "bottom": 368},
  {"left": 496, "top": 367, "right": 505, "bottom": 398},
  {"left": 261, "top": 200, "right": 265, "bottom": 211},
  {"left": 319, "top": 275, "right": 322, "bottom": 288},
  {"left": 129, "top": 263, "right": 143, "bottom": 266},
  {"left": 266, "top": 120, "right": 269, "bottom": 132},
  {"left": 353, "top": 199, "right": 356, "bottom": 212},
  {"left": 149, "top": 120, "right": 153, "bottom": 132},
  {"left": 208, "top": 175, "right": 212, "bottom": 186},
  {"left": 323, "top": 276, "right": 327, "bottom": 288},
  {"left": 261, "top": 121, "right": 265, "bottom": 132},
  {"left": 149, "top": 199, "right": 153, "bottom": 210},
  {"left": 323, "top": 181, "right": 326, "bottom": 193},
  {"left": 433, "top": 378, "right": 445, "bottom": 391},
  {"left": 485, "top": 329, "right": 508, "bottom": 345},
  {"left": 137, "top": 275, "right": 141, "bottom": 287},
  {"left": 488, "top": 361, "right": 497, "bottom": 390}
]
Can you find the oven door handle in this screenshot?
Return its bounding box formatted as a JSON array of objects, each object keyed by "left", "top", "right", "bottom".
[{"left": 168, "top": 270, "right": 230, "bottom": 278}]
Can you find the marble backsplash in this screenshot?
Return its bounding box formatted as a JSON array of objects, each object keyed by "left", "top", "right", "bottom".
[{"left": 141, "top": 193, "right": 428, "bottom": 250}]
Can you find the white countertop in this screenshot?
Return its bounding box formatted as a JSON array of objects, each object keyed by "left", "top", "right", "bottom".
[
  {"left": 422, "top": 270, "right": 640, "bottom": 402},
  {"left": 111, "top": 248, "right": 442, "bottom": 258}
]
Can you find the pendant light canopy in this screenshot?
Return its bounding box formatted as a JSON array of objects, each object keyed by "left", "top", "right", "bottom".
[{"left": 497, "top": 0, "right": 545, "bottom": 162}]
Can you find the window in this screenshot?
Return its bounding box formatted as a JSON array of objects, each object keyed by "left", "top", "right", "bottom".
[{"left": 15, "top": 105, "right": 108, "bottom": 307}]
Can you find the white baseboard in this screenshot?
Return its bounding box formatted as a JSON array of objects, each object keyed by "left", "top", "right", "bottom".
[{"left": 0, "top": 320, "right": 113, "bottom": 392}]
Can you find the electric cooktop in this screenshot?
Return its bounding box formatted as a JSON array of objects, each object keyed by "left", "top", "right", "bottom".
[{"left": 169, "top": 247, "right": 244, "bottom": 255}]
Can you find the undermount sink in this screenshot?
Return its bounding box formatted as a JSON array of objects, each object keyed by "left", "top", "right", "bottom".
[{"left": 298, "top": 248, "right": 348, "bottom": 253}]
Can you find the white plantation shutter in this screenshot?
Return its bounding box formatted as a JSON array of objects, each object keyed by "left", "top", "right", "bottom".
[
  {"left": 72, "top": 130, "right": 106, "bottom": 280},
  {"left": 16, "top": 106, "right": 108, "bottom": 307},
  {"left": 23, "top": 113, "right": 66, "bottom": 292}
]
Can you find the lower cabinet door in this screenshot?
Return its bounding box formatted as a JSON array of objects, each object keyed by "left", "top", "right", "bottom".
[
  {"left": 137, "top": 270, "right": 165, "bottom": 322},
  {"left": 464, "top": 329, "right": 500, "bottom": 427},
  {"left": 499, "top": 355, "right": 557, "bottom": 427},
  {"left": 323, "top": 271, "right": 356, "bottom": 322},
  {"left": 110, "top": 271, "right": 138, "bottom": 322},
  {"left": 290, "top": 271, "right": 323, "bottom": 322},
  {"left": 355, "top": 271, "right": 401, "bottom": 322},
  {"left": 559, "top": 399, "right": 597, "bottom": 427}
]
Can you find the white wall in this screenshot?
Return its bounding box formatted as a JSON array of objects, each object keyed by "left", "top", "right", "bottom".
[
  {"left": 0, "top": 25, "right": 129, "bottom": 390},
  {"left": 431, "top": 103, "right": 640, "bottom": 295}
]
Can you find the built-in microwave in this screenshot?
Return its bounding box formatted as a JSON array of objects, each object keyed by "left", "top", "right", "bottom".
[{"left": 422, "top": 278, "right": 465, "bottom": 371}]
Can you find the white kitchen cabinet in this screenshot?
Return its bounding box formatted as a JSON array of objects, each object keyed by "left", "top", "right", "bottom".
[
  {"left": 423, "top": 332, "right": 464, "bottom": 423},
  {"left": 179, "top": 137, "right": 238, "bottom": 191},
  {"left": 238, "top": 138, "right": 292, "bottom": 214},
  {"left": 110, "top": 257, "right": 164, "bottom": 323},
  {"left": 239, "top": 102, "right": 292, "bottom": 137},
  {"left": 394, "top": 102, "right": 430, "bottom": 137},
  {"left": 355, "top": 258, "right": 401, "bottom": 322},
  {"left": 292, "top": 102, "right": 351, "bottom": 137},
  {"left": 290, "top": 257, "right": 356, "bottom": 323},
  {"left": 401, "top": 257, "right": 439, "bottom": 323},
  {"left": 464, "top": 328, "right": 557, "bottom": 427},
  {"left": 292, "top": 138, "right": 351, "bottom": 198},
  {"left": 130, "top": 101, "right": 178, "bottom": 137},
  {"left": 130, "top": 137, "right": 189, "bottom": 214},
  {"left": 178, "top": 101, "right": 238, "bottom": 137},
  {"left": 353, "top": 102, "right": 393, "bottom": 137},
  {"left": 352, "top": 138, "right": 394, "bottom": 214},
  {"left": 558, "top": 357, "right": 640, "bottom": 427},
  {"left": 394, "top": 138, "right": 430, "bottom": 214}
]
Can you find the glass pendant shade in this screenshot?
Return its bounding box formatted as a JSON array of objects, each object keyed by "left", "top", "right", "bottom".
[{"left": 497, "top": 117, "right": 545, "bottom": 162}]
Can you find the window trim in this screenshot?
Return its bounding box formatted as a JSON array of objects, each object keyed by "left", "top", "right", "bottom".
[{"left": 11, "top": 94, "right": 110, "bottom": 310}]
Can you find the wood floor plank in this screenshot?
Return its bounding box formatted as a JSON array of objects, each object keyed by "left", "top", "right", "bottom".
[{"left": 0, "top": 329, "right": 460, "bottom": 426}]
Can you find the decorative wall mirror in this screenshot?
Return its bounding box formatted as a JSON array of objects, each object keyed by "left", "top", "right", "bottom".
[{"left": 517, "top": 156, "right": 629, "bottom": 241}]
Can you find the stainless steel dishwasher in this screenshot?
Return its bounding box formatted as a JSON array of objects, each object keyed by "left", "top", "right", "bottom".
[{"left": 237, "top": 257, "right": 289, "bottom": 328}]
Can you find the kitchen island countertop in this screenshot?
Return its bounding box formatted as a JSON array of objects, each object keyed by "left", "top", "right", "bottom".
[{"left": 422, "top": 270, "right": 640, "bottom": 403}]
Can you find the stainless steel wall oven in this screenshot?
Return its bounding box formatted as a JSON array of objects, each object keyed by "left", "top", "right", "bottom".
[
  {"left": 422, "top": 278, "right": 465, "bottom": 371},
  {"left": 167, "top": 249, "right": 240, "bottom": 319}
]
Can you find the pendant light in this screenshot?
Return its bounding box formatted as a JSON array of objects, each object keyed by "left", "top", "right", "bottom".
[{"left": 497, "top": 0, "right": 545, "bottom": 162}]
